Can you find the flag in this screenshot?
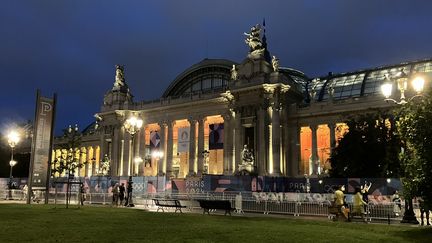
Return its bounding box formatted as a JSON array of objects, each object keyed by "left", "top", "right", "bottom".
[
  {"left": 177, "top": 127, "right": 190, "bottom": 153},
  {"left": 150, "top": 131, "right": 160, "bottom": 150},
  {"left": 209, "top": 123, "right": 224, "bottom": 150}
]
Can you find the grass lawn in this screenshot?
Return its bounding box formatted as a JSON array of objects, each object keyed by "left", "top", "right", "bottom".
[{"left": 0, "top": 204, "right": 431, "bottom": 242}]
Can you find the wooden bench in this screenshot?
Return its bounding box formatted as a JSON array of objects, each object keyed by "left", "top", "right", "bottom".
[
  {"left": 197, "top": 199, "right": 234, "bottom": 216},
  {"left": 153, "top": 199, "right": 186, "bottom": 213}
]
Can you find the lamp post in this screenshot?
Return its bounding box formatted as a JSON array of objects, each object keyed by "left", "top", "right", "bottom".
[
  {"left": 7, "top": 130, "right": 20, "bottom": 200},
  {"left": 380, "top": 70, "right": 426, "bottom": 224},
  {"left": 123, "top": 115, "right": 143, "bottom": 207},
  {"left": 124, "top": 115, "right": 143, "bottom": 176},
  {"left": 381, "top": 70, "right": 425, "bottom": 105}
]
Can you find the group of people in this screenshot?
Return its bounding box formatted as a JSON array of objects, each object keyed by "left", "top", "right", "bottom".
[
  {"left": 333, "top": 182, "right": 372, "bottom": 222},
  {"left": 112, "top": 182, "right": 132, "bottom": 207}
]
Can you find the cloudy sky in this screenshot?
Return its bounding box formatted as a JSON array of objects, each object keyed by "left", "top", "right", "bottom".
[{"left": 1, "top": 0, "right": 432, "bottom": 134}]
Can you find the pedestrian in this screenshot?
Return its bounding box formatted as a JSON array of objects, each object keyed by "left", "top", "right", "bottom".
[
  {"left": 112, "top": 183, "right": 119, "bottom": 206},
  {"left": 119, "top": 183, "right": 125, "bottom": 206},
  {"left": 22, "top": 185, "right": 28, "bottom": 201},
  {"left": 392, "top": 190, "right": 402, "bottom": 217},
  {"left": 334, "top": 185, "right": 349, "bottom": 221},
  {"left": 353, "top": 187, "right": 367, "bottom": 222},
  {"left": 418, "top": 197, "right": 430, "bottom": 226},
  {"left": 125, "top": 179, "right": 133, "bottom": 207},
  {"left": 80, "top": 184, "right": 86, "bottom": 206},
  {"left": 361, "top": 181, "right": 372, "bottom": 214}
]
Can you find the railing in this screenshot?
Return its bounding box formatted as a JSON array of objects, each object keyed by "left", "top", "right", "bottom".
[{"left": 0, "top": 189, "right": 423, "bottom": 223}]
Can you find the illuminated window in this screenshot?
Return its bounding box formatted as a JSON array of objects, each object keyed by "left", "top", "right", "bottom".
[{"left": 300, "top": 126, "right": 312, "bottom": 175}]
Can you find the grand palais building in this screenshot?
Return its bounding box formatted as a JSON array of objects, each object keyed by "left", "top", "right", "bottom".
[{"left": 54, "top": 24, "right": 432, "bottom": 180}]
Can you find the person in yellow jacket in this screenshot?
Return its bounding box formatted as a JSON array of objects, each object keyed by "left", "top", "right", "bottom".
[
  {"left": 334, "top": 185, "right": 349, "bottom": 220},
  {"left": 353, "top": 187, "right": 368, "bottom": 222}
]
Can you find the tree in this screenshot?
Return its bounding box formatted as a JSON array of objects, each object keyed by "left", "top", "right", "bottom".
[
  {"left": 51, "top": 125, "right": 86, "bottom": 208},
  {"left": 396, "top": 89, "right": 432, "bottom": 212},
  {"left": 330, "top": 112, "right": 402, "bottom": 178}
]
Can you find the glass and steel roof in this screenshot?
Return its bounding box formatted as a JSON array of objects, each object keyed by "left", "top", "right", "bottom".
[
  {"left": 307, "top": 58, "right": 432, "bottom": 103},
  {"left": 162, "top": 59, "right": 236, "bottom": 98}
]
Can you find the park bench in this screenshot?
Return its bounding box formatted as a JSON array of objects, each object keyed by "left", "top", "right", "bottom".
[
  {"left": 197, "top": 199, "right": 234, "bottom": 216},
  {"left": 153, "top": 199, "right": 186, "bottom": 213}
]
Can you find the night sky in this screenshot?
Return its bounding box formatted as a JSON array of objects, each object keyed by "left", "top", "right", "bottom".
[{"left": 2, "top": 0, "right": 432, "bottom": 135}]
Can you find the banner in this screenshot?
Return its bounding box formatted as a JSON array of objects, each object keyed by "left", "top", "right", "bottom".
[
  {"left": 150, "top": 131, "right": 160, "bottom": 150},
  {"left": 29, "top": 91, "right": 56, "bottom": 190},
  {"left": 209, "top": 123, "right": 224, "bottom": 150},
  {"left": 177, "top": 127, "right": 190, "bottom": 153}
]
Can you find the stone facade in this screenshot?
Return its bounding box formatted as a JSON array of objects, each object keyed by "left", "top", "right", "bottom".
[{"left": 54, "top": 27, "right": 432, "bottom": 179}]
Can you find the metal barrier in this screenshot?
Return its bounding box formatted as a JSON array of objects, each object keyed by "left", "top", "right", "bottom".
[{"left": 1, "top": 189, "right": 426, "bottom": 224}]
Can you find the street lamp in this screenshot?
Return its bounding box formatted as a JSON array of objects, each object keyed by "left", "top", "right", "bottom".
[
  {"left": 381, "top": 70, "right": 426, "bottom": 105},
  {"left": 124, "top": 115, "right": 143, "bottom": 176},
  {"left": 7, "top": 130, "right": 20, "bottom": 200},
  {"left": 381, "top": 71, "right": 427, "bottom": 224},
  {"left": 123, "top": 115, "right": 143, "bottom": 207}
]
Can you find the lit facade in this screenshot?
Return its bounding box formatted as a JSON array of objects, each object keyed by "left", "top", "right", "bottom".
[{"left": 53, "top": 28, "right": 432, "bottom": 179}]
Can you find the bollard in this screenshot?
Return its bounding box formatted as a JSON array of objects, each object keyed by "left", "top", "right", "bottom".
[{"left": 388, "top": 214, "right": 390, "bottom": 225}]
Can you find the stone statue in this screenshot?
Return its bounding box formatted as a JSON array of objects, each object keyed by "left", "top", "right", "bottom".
[
  {"left": 328, "top": 81, "right": 335, "bottom": 99},
  {"left": 309, "top": 79, "right": 320, "bottom": 101},
  {"left": 238, "top": 144, "right": 254, "bottom": 174},
  {"left": 231, "top": 64, "right": 238, "bottom": 80},
  {"left": 241, "top": 144, "right": 254, "bottom": 164},
  {"left": 244, "top": 24, "right": 264, "bottom": 57},
  {"left": 113, "top": 65, "right": 126, "bottom": 91},
  {"left": 271, "top": 56, "right": 279, "bottom": 72}
]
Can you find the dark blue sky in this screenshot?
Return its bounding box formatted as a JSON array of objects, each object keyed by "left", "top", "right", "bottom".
[{"left": 1, "top": 0, "right": 432, "bottom": 135}]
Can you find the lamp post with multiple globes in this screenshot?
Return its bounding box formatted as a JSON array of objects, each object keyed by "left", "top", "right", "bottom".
[
  {"left": 380, "top": 69, "right": 427, "bottom": 224},
  {"left": 123, "top": 115, "right": 143, "bottom": 207}
]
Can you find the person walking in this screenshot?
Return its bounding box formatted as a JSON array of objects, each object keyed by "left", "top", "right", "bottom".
[
  {"left": 79, "top": 184, "right": 86, "bottom": 206},
  {"left": 418, "top": 197, "right": 430, "bottom": 226},
  {"left": 353, "top": 187, "right": 368, "bottom": 222},
  {"left": 22, "top": 185, "right": 28, "bottom": 201},
  {"left": 392, "top": 190, "right": 402, "bottom": 217},
  {"left": 361, "top": 181, "right": 372, "bottom": 214},
  {"left": 112, "top": 183, "right": 119, "bottom": 206},
  {"left": 334, "top": 185, "right": 349, "bottom": 221},
  {"left": 119, "top": 183, "right": 125, "bottom": 206}
]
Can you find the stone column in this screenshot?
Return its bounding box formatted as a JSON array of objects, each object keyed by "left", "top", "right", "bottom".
[
  {"left": 158, "top": 122, "right": 166, "bottom": 176},
  {"left": 257, "top": 105, "right": 268, "bottom": 175},
  {"left": 138, "top": 125, "right": 146, "bottom": 176},
  {"left": 197, "top": 116, "right": 205, "bottom": 176},
  {"left": 99, "top": 128, "right": 106, "bottom": 168},
  {"left": 281, "top": 108, "right": 289, "bottom": 176},
  {"left": 84, "top": 149, "right": 89, "bottom": 177},
  {"left": 310, "top": 124, "right": 318, "bottom": 175},
  {"left": 166, "top": 120, "right": 174, "bottom": 178},
  {"left": 91, "top": 146, "right": 97, "bottom": 176},
  {"left": 234, "top": 109, "right": 242, "bottom": 174},
  {"left": 223, "top": 113, "right": 233, "bottom": 175},
  {"left": 329, "top": 123, "right": 336, "bottom": 154},
  {"left": 188, "top": 118, "right": 197, "bottom": 176},
  {"left": 271, "top": 97, "right": 281, "bottom": 176},
  {"left": 111, "top": 126, "right": 120, "bottom": 176}
]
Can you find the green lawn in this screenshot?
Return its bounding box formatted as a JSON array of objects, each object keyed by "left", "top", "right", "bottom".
[{"left": 0, "top": 204, "right": 431, "bottom": 243}]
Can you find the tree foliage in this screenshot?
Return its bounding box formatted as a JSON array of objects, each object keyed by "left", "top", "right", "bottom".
[
  {"left": 330, "top": 112, "right": 402, "bottom": 178},
  {"left": 51, "top": 125, "right": 86, "bottom": 178},
  {"left": 396, "top": 89, "right": 432, "bottom": 205}
]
